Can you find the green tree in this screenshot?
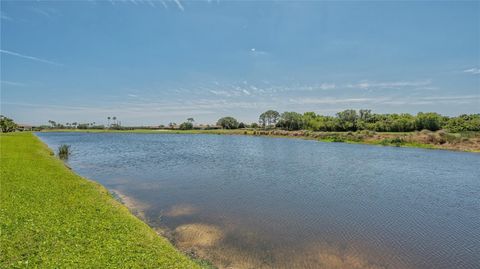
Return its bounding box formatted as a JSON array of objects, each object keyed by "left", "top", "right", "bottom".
[
  {"left": 444, "top": 114, "right": 480, "bottom": 132},
  {"left": 336, "top": 109, "right": 358, "bottom": 131},
  {"left": 0, "top": 115, "right": 17, "bottom": 133},
  {"left": 48, "top": 120, "right": 57, "bottom": 128},
  {"left": 259, "top": 110, "right": 280, "bottom": 128},
  {"left": 217, "top": 116, "right": 239, "bottom": 129},
  {"left": 277, "top": 112, "right": 303, "bottom": 130},
  {"left": 415, "top": 112, "right": 443, "bottom": 131}
]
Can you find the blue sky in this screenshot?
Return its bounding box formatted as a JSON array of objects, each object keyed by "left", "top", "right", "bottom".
[{"left": 1, "top": 0, "right": 479, "bottom": 126}]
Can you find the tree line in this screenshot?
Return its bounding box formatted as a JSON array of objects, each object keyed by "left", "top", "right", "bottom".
[
  {"left": 215, "top": 110, "right": 480, "bottom": 132},
  {"left": 1, "top": 110, "right": 479, "bottom": 133}
]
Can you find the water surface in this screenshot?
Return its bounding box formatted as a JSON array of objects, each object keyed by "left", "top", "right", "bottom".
[{"left": 37, "top": 132, "right": 480, "bottom": 269}]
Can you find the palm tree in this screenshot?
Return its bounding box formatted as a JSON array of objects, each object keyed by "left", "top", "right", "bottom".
[
  {"left": 107, "top": 117, "right": 111, "bottom": 127},
  {"left": 112, "top": 116, "right": 117, "bottom": 125},
  {"left": 48, "top": 120, "right": 56, "bottom": 128}
]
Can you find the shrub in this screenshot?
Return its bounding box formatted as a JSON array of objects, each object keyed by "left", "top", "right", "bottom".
[
  {"left": 380, "top": 137, "right": 404, "bottom": 147},
  {"left": 179, "top": 122, "right": 193, "bottom": 130},
  {"left": 0, "top": 115, "right": 17, "bottom": 133}
]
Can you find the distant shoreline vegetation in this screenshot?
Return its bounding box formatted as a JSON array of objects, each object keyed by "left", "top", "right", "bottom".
[
  {"left": 2, "top": 109, "right": 479, "bottom": 133},
  {"left": 2, "top": 109, "right": 478, "bottom": 152}
]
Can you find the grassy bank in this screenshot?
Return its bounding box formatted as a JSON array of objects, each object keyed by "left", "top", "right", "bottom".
[
  {"left": 0, "top": 132, "right": 202, "bottom": 268},
  {"left": 41, "top": 128, "right": 480, "bottom": 152}
]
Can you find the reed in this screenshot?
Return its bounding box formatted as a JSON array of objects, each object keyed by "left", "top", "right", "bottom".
[{"left": 58, "top": 144, "right": 71, "bottom": 159}]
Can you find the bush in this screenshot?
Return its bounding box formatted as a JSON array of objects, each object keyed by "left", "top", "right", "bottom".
[
  {"left": 380, "top": 137, "right": 405, "bottom": 147},
  {"left": 179, "top": 122, "right": 193, "bottom": 130}
]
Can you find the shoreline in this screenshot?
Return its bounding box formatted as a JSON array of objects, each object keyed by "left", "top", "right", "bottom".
[
  {"left": 38, "top": 129, "right": 480, "bottom": 153},
  {"left": 0, "top": 132, "right": 204, "bottom": 268}
]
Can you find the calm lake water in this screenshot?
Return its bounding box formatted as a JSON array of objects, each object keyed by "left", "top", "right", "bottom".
[{"left": 37, "top": 132, "right": 480, "bottom": 269}]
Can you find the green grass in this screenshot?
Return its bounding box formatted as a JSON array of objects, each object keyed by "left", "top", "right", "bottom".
[{"left": 0, "top": 132, "right": 202, "bottom": 269}]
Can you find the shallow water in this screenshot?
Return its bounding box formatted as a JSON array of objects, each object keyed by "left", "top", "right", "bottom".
[{"left": 37, "top": 132, "right": 480, "bottom": 269}]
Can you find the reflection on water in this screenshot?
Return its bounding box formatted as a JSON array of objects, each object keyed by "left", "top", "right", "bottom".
[{"left": 36, "top": 132, "right": 480, "bottom": 269}]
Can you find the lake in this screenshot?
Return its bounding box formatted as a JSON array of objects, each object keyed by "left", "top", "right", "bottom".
[{"left": 36, "top": 132, "right": 480, "bottom": 269}]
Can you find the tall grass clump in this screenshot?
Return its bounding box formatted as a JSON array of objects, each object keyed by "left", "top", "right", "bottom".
[
  {"left": 58, "top": 144, "right": 71, "bottom": 159},
  {"left": 380, "top": 137, "right": 405, "bottom": 147}
]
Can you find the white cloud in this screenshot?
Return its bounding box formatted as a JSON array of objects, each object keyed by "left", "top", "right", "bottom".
[
  {"left": 463, "top": 68, "right": 480, "bottom": 75},
  {"left": 289, "top": 97, "right": 380, "bottom": 105},
  {"left": 173, "top": 0, "right": 184, "bottom": 11},
  {"left": 250, "top": 48, "right": 268, "bottom": 56},
  {"left": 347, "top": 80, "right": 431, "bottom": 90},
  {"left": 318, "top": 83, "right": 336, "bottom": 90},
  {"left": 0, "top": 49, "right": 63, "bottom": 66},
  {"left": 1, "top": 80, "right": 26, "bottom": 87},
  {"left": 209, "top": 90, "right": 233, "bottom": 97},
  {"left": 289, "top": 95, "right": 479, "bottom": 106}
]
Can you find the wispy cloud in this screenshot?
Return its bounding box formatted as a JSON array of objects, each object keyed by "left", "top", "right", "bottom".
[
  {"left": 160, "top": 1, "right": 169, "bottom": 9},
  {"left": 30, "top": 7, "right": 59, "bottom": 19},
  {"left": 128, "top": 94, "right": 139, "bottom": 98},
  {"left": 319, "top": 83, "right": 336, "bottom": 90},
  {"left": 0, "top": 80, "right": 26, "bottom": 87},
  {"left": 0, "top": 49, "right": 63, "bottom": 66},
  {"left": 347, "top": 80, "right": 431, "bottom": 90},
  {"left": 289, "top": 97, "right": 382, "bottom": 105},
  {"left": 4, "top": 93, "right": 478, "bottom": 125},
  {"left": 1, "top": 12, "right": 13, "bottom": 21},
  {"left": 463, "top": 68, "right": 480, "bottom": 75},
  {"left": 250, "top": 48, "right": 269, "bottom": 56},
  {"left": 209, "top": 90, "right": 233, "bottom": 97},
  {"left": 146, "top": 0, "right": 157, "bottom": 8},
  {"left": 289, "top": 95, "right": 479, "bottom": 107},
  {"left": 173, "top": 0, "right": 184, "bottom": 11},
  {"left": 381, "top": 95, "right": 480, "bottom": 106}
]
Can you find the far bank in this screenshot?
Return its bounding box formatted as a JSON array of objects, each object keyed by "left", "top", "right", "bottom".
[{"left": 39, "top": 129, "right": 480, "bottom": 153}]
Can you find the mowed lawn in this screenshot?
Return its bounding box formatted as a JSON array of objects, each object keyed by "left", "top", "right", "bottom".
[{"left": 0, "top": 132, "right": 200, "bottom": 268}]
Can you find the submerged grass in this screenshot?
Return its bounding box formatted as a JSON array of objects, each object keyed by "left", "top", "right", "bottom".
[{"left": 0, "top": 132, "right": 202, "bottom": 268}]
